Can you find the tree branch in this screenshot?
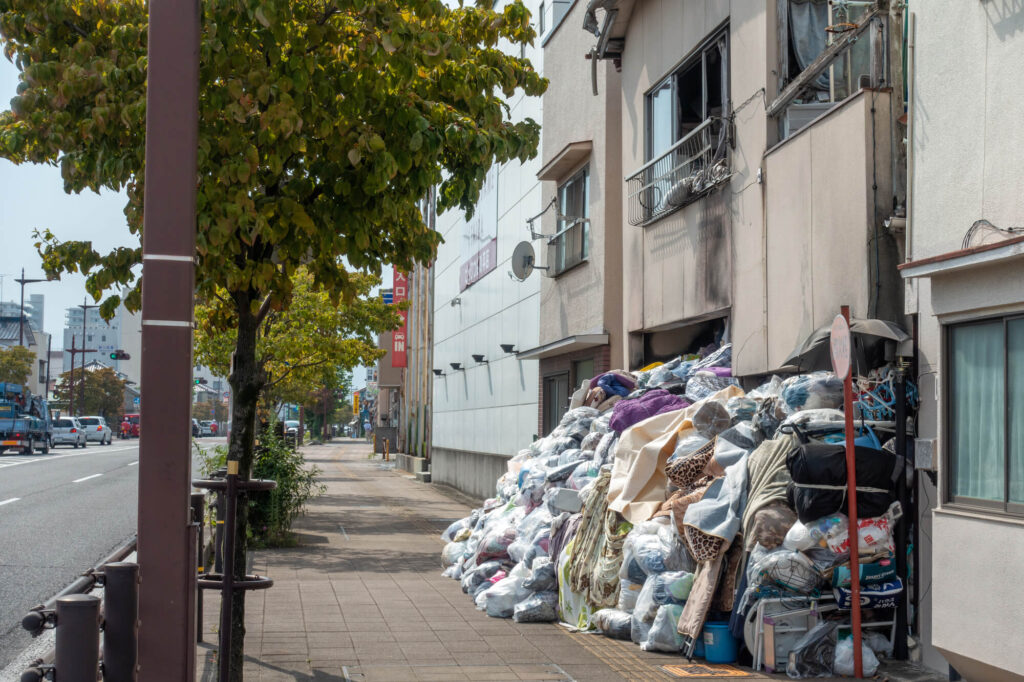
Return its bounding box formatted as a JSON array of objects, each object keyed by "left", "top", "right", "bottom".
[
  {"left": 64, "top": 20, "right": 89, "bottom": 39},
  {"left": 264, "top": 358, "right": 329, "bottom": 389},
  {"left": 255, "top": 294, "right": 274, "bottom": 326}
]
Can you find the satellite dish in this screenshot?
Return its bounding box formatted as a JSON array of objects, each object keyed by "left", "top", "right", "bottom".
[{"left": 510, "top": 241, "right": 536, "bottom": 281}]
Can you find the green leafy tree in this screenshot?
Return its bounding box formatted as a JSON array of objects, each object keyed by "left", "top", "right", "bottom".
[
  {"left": 1, "top": 1, "right": 545, "bottom": 673},
  {"left": 53, "top": 367, "right": 126, "bottom": 418},
  {"left": 0, "top": 345, "right": 34, "bottom": 386}
]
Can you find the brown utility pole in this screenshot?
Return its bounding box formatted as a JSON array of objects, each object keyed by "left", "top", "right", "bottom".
[{"left": 136, "top": 0, "right": 200, "bottom": 678}]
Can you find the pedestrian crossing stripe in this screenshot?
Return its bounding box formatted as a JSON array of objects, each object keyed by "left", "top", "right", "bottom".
[{"left": 661, "top": 663, "right": 755, "bottom": 678}]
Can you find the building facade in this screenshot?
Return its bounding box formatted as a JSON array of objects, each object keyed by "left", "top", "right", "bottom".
[
  {"left": 62, "top": 300, "right": 142, "bottom": 385},
  {"left": 428, "top": 0, "right": 545, "bottom": 499},
  {"left": 900, "top": 2, "right": 1024, "bottom": 680},
  {"left": 518, "top": 0, "right": 624, "bottom": 436},
  {"left": 0, "top": 316, "right": 51, "bottom": 396}
]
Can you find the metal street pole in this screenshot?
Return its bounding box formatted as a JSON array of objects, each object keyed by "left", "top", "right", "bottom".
[
  {"left": 136, "top": 0, "right": 200, "bottom": 678},
  {"left": 69, "top": 334, "right": 75, "bottom": 417},
  {"left": 15, "top": 268, "right": 45, "bottom": 347}
]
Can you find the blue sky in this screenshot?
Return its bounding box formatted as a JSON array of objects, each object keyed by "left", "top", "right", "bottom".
[{"left": 0, "top": 57, "right": 133, "bottom": 345}]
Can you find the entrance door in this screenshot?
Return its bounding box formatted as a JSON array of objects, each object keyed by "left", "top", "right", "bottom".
[{"left": 543, "top": 373, "right": 570, "bottom": 435}]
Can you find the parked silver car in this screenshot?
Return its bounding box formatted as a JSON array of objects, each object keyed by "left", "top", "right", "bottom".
[
  {"left": 78, "top": 416, "right": 112, "bottom": 445},
  {"left": 52, "top": 417, "right": 87, "bottom": 448}
]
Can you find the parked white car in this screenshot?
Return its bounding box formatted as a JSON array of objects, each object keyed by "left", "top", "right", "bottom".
[
  {"left": 78, "top": 416, "right": 112, "bottom": 445},
  {"left": 52, "top": 417, "right": 87, "bottom": 448}
]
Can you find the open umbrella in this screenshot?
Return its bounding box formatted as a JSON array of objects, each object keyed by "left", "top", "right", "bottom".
[{"left": 781, "top": 319, "right": 911, "bottom": 373}]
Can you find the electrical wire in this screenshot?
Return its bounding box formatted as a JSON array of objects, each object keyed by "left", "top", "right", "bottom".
[{"left": 960, "top": 218, "right": 1024, "bottom": 249}]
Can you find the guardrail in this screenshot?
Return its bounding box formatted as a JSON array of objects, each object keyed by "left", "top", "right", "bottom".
[{"left": 21, "top": 536, "right": 138, "bottom": 682}]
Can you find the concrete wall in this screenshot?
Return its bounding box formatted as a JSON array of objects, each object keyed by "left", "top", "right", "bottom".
[
  {"left": 429, "top": 0, "right": 544, "bottom": 497},
  {"left": 431, "top": 446, "right": 509, "bottom": 502},
  {"left": 537, "top": 0, "right": 624, "bottom": 367},
  {"left": 762, "top": 90, "right": 893, "bottom": 369},
  {"left": 907, "top": 4, "right": 1024, "bottom": 679}
]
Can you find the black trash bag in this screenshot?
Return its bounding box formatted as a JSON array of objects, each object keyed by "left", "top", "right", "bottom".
[{"left": 784, "top": 426, "right": 901, "bottom": 523}]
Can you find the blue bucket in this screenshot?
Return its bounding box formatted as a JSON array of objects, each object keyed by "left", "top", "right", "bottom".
[{"left": 702, "top": 621, "right": 738, "bottom": 663}]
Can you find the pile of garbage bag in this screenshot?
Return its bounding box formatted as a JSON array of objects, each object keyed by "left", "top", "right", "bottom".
[{"left": 439, "top": 342, "right": 912, "bottom": 678}]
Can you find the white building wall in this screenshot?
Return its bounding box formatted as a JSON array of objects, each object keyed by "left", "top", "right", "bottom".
[
  {"left": 430, "top": 0, "right": 544, "bottom": 498},
  {"left": 909, "top": 3, "right": 1024, "bottom": 680}
]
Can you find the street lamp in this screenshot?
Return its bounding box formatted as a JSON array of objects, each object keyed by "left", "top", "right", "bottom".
[{"left": 15, "top": 268, "right": 45, "bottom": 347}]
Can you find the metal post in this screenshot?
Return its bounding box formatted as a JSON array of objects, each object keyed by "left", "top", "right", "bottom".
[
  {"left": 15, "top": 268, "right": 44, "bottom": 348},
  {"left": 69, "top": 333, "right": 75, "bottom": 417},
  {"left": 214, "top": 489, "right": 224, "bottom": 574},
  {"left": 136, "top": 0, "right": 200, "bottom": 677},
  {"left": 893, "top": 362, "right": 909, "bottom": 660},
  {"left": 45, "top": 335, "right": 52, "bottom": 400},
  {"left": 55, "top": 594, "right": 101, "bottom": 682},
  {"left": 219, "top": 463, "right": 239, "bottom": 682},
  {"left": 839, "top": 305, "right": 863, "bottom": 678},
  {"left": 102, "top": 562, "right": 139, "bottom": 681},
  {"left": 191, "top": 492, "right": 206, "bottom": 643}
]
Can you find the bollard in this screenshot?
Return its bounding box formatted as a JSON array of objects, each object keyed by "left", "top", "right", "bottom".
[
  {"left": 384, "top": 438, "right": 389, "bottom": 462},
  {"left": 55, "top": 594, "right": 101, "bottom": 682},
  {"left": 191, "top": 491, "right": 206, "bottom": 643},
  {"left": 218, "top": 461, "right": 240, "bottom": 682},
  {"left": 102, "top": 562, "right": 139, "bottom": 681}
]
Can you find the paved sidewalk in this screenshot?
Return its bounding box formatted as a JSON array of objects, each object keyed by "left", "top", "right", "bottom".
[
  {"left": 196, "top": 440, "right": 745, "bottom": 681},
  {"left": 194, "top": 441, "right": 943, "bottom": 682}
]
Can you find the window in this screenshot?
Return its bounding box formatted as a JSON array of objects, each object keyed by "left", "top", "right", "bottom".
[
  {"left": 539, "top": 1, "right": 545, "bottom": 36},
  {"left": 645, "top": 29, "right": 728, "bottom": 162},
  {"left": 573, "top": 358, "right": 595, "bottom": 387},
  {"left": 947, "top": 316, "right": 1024, "bottom": 514},
  {"left": 543, "top": 372, "right": 569, "bottom": 435},
  {"left": 549, "top": 165, "right": 590, "bottom": 276}
]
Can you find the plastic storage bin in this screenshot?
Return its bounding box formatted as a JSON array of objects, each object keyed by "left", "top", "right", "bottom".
[{"left": 703, "top": 621, "right": 738, "bottom": 663}]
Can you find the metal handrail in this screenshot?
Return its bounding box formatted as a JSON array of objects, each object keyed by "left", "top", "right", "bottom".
[{"left": 624, "top": 118, "right": 714, "bottom": 181}]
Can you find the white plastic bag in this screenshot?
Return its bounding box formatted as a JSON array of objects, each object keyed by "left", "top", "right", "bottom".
[
  {"left": 478, "top": 576, "right": 531, "bottom": 618},
  {"left": 640, "top": 604, "right": 686, "bottom": 652},
  {"left": 442, "top": 541, "right": 467, "bottom": 567},
  {"left": 834, "top": 637, "right": 880, "bottom": 677},
  {"left": 617, "top": 578, "right": 642, "bottom": 612}
]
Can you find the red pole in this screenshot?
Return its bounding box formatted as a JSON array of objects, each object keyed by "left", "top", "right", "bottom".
[{"left": 841, "top": 305, "right": 864, "bottom": 678}]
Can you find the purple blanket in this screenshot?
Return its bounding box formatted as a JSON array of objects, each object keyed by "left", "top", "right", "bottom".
[{"left": 609, "top": 389, "right": 689, "bottom": 434}]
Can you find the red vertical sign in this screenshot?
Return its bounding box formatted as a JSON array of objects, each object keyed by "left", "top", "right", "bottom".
[{"left": 392, "top": 270, "right": 408, "bottom": 368}]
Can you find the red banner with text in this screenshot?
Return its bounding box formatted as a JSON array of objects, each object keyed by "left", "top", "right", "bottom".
[{"left": 392, "top": 270, "right": 408, "bottom": 368}]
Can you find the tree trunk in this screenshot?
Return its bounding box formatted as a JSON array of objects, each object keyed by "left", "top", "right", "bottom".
[{"left": 225, "top": 301, "right": 264, "bottom": 681}]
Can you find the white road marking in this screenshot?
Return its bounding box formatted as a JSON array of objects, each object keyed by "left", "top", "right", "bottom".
[
  {"left": 0, "top": 497, "right": 20, "bottom": 506},
  {"left": 73, "top": 474, "right": 103, "bottom": 483},
  {"left": 128, "top": 461, "right": 139, "bottom": 467},
  {"left": 0, "top": 446, "right": 139, "bottom": 470}
]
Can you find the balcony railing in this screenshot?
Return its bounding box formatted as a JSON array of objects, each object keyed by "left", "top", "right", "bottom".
[{"left": 626, "top": 118, "right": 729, "bottom": 227}]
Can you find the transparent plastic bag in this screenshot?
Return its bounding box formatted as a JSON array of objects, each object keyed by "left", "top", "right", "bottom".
[
  {"left": 617, "top": 578, "right": 642, "bottom": 612},
  {"left": 834, "top": 637, "right": 880, "bottom": 677},
  {"left": 726, "top": 396, "right": 757, "bottom": 422},
  {"left": 442, "top": 541, "right": 467, "bottom": 567},
  {"left": 441, "top": 516, "right": 473, "bottom": 543},
  {"left": 580, "top": 431, "right": 603, "bottom": 452},
  {"left": 668, "top": 434, "right": 710, "bottom": 464},
  {"left": 478, "top": 576, "right": 531, "bottom": 618},
  {"left": 651, "top": 570, "right": 694, "bottom": 604},
  {"left": 786, "top": 621, "right": 837, "bottom": 678},
  {"left": 512, "top": 591, "right": 559, "bottom": 623},
  {"left": 692, "top": 400, "right": 732, "bottom": 438},
  {"left": 592, "top": 608, "right": 633, "bottom": 640},
  {"left": 523, "top": 556, "right": 557, "bottom": 592},
  {"left": 781, "top": 371, "right": 844, "bottom": 414},
  {"left": 640, "top": 604, "right": 686, "bottom": 652}
]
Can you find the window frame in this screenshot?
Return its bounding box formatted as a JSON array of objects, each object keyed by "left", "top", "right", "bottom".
[
  {"left": 644, "top": 26, "right": 730, "bottom": 163},
  {"left": 944, "top": 313, "right": 1024, "bottom": 517},
  {"left": 550, "top": 164, "right": 590, "bottom": 277},
  {"left": 542, "top": 371, "right": 569, "bottom": 436}
]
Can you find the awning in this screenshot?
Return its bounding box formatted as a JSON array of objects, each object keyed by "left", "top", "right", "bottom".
[
  {"left": 537, "top": 141, "right": 592, "bottom": 182},
  {"left": 516, "top": 333, "right": 609, "bottom": 360},
  {"left": 899, "top": 234, "right": 1024, "bottom": 279}
]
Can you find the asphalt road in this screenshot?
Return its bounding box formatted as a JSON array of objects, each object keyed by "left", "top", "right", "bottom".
[{"left": 0, "top": 436, "right": 224, "bottom": 670}]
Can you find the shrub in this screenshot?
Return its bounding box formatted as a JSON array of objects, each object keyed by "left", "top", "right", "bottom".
[{"left": 198, "top": 432, "right": 325, "bottom": 547}]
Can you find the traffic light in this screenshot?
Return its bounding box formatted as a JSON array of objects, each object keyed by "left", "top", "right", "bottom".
[
  {"left": 109, "top": 350, "right": 130, "bottom": 360},
  {"left": 194, "top": 377, "right": 209, "bottom": 385}
]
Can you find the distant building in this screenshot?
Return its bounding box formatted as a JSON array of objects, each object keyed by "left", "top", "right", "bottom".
[
  {"left": 0, "top": 314, "right": 52, "bottom": 396},
  {"left": 0, "top": 293, "right": 44, "bottom": 332},
  {"left": 62, "top": 300, "right": 141, "bottom": 386}
]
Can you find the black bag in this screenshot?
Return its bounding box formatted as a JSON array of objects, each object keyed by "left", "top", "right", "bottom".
[{"left": 783, "top": 424, "right": 901, "bottom": 523}]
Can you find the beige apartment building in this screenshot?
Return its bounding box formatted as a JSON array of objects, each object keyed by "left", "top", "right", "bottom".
[
  {"left": 517, "top": 0, "right": 624, "bottom": 435},
  {"left": 900, "top": 2, "right": 1024, "bottom": 680}
]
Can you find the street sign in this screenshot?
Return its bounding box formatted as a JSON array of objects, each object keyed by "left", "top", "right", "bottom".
[
  {"left": 133, "top": 397, "right": 140, "bottom": 405},
  {"left": 830, "top": 314, "right": 852, "bottom": 380}
]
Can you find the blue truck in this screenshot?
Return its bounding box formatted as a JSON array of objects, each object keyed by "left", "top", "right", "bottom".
[{"left": 0, "top": 382, "right": 52, "bottom": 455}]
